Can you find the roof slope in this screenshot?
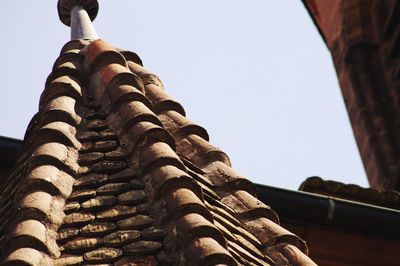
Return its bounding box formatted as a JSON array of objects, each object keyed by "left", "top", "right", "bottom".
[{"left": 0, "top": 39, "right": 316, "bottom": 265}]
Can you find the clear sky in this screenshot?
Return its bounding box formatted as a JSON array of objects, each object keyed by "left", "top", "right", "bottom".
[{"left": 0, "top": 1, "right": 369, "bottom": 190}]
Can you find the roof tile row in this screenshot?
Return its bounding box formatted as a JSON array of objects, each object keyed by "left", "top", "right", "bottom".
[
  {"left": 0, "top": 38, "right": 316, "bottom": 265},
  {"left": 1, "top": 47, "right": 83, "bottom": 263}
]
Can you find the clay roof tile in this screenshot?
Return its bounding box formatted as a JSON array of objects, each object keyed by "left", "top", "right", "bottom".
[
  {"left": 185, "top": 237, "right": 238, "bottom": 266},
  {"left": 0, "top": 8, "right": 315, "bottom": 263}
]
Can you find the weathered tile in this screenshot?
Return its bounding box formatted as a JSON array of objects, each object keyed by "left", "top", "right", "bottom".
[
  {"left": 165, "top": 188, "right": 211, "bottom": 221},
  {"left": 148, "top": 165, "right": 198, "bottom": 198},
  {"left": 109, "top": 168, "right": 137, "bottom": 182},
  {"left": 80, "top": 141, "right": 94, "bottom": 153},
  {"left": 81, "top": 196, "right": 117, "bottom": 211},
  {"left": 96, "top": 205, "right": 137, "bottom": 221},
  {"left": 130, "top": 179, "right": 145, "bottom": 189},
  {"left": 118, "top": 101, "right": 156, "bottom": 129},
  {"left": 117, "top": 215, "right": 153, "bottom": 230},
  {"left": 11, "top": 219, "right": 57, "bottom": 256},
  {"left": 80, "top": 221, "right": 117, "bottom": 237},
  {"left": 115, "top": 255, "right": 158, "bottom": 266},
  {"left": 157, "top": 251, "right": 177, "bottom": 265},
  {"left": 63, "top": 212, "right": 95, "bottom": 227},
  {"left": 136, "top": 202, "right": 152, "bottom": 214},
  {"left": 58, "top": 227, "right": 80, "bottom": 243},
  {"left": 139, "top": 142, "right": 185, "bottom": 173},
  {"left": 243, "top": 217, "right": 297, "bottom": 251},
  {"left": 77, "top": 131, "right": 100, "bottom": 142},
  {"left": 86, "top": 101, "right": 102, "bottom": 111},
  {"left": 104, "top": 230, "right": 141, "bottom": 247},
  {"left": 118, "top": 190, "right": 147, "bottom": 205},
  {"left": 176, "top": 213, "right": 226, "bottom": 247},
  {"left": 123, "top": 241, "right": 162, "bottom": 256},
  {"left": 105, "top": 148, "right": 130, "bottom": 160},
  {"left": 142, "top": 82, "right": 185, "bottom": 115},
  {"left": 78, "top": 152, "right": 104, "bottom": 165},
  {"left": 55, "top": 255, "right": 84, "bottom": 266},
  {"left": 92, "top": 160, "right": 127, "bottom": 174},
  {"left": 3, "top": 248, "right": 46, "bottom": 266},
  {"left": 87, "top": 119, "right": 108, "bottom": 131},
  {"left": 109, "top": 84, "right": 146, "bottom": 109},
  {"left": 87, "top": 110, "right": 107, "bottom": 120},
  {"left": 185, "top": 237, "right": 237, "bottom": 265},
  {"left": 87, "top": 39, "right": 125, "bottom": 70},
  {"left": 233, "top": 234, "right": 265, "bottom": 260},
  {"left": 63, "top": 238, "right": 103, "bottom": 253},
  {"left": 84, "top": 247, "right": 123, "bottom": 264},
  {"left": 74, "top": 173, "right": 108, "bottom": 189},
  {"left": 97, "top": 183, "right": 131, "bottom": 195},
  {"left": 205, "top": 202, "right": 240, "bottom": 226},
  {"left": 24, "top": 164, "right": 75, "bottom": 198},
  {"left": 99, "top": 129, "right": 118, "bottom": 140},
  {"left": 92, "top": 140, "right": 118, "bottom": 152},
  {"left": 142, "top": 227, "right": 166, "bottom": 241},
  {"left": 64, "top": 201, "right": 81, "bottom": 213},
  {"left": 68, "top": 189, "right": 96, "bottom": 202},
  {"left": 84, "top": 109, "right": 97, "bottom": 120}
]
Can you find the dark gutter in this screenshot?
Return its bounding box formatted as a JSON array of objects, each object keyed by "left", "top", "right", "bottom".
[
  {"left": 0, "top": 136, "right": 22, "bottom": 169},
  {"left": 256, "top": 184, "right": 400, "bottom": 239},
  {"left": 1, "top": 136, "right": 399, "bottom": 238}
]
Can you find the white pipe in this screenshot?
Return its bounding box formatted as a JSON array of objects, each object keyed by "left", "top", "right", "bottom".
[{"left": 70, "top": 5, "right": 99, "bottom": 40}]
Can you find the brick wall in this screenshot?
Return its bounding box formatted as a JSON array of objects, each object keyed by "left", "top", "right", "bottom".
[{"left": 304, "top": 0, "right": 400, "bottom": 191}]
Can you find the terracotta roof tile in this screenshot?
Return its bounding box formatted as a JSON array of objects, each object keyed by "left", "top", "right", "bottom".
[
  {"left": 300, "top": 176, "right": 400, "bottom": 209},
  {"left": 149, "top": 165, "right": 197, "bottom": 197},
  {"left": 41, "top": 75, "right": 82, "bottom": 111},
  {"left": 9, "top": 219, "right": 59, "bottom": 257},
  {"left": 142, "top": 83, "right": 186, "bottom": 116},
  {"left": 79, "top": 222, "right": 118, "bottom": 237},
  {"left": 228, "top": 240, "right": 273, "bottom": 265},
  {"left": 87, "top": 40, "right": 126, "bottom": 71},
  {"left": 164, "top": 187, "right": 211, "bottom": 221},
  {"left": 118, "top": 101, "right": 162, "bottom": 131},
  {"left": 21, "top": 165, "right": 75, "bottom": 198},
  {"left": 41, "top": 96, "right": 81, "bottom": 125},
  {"left": 0, "top": 37, "right": 315, "bottom": 265},
  {"left": 118, "top": 50, "right": 143, "bottom": 66},
  {"left": 3, "top": 248, "right": 51, "bottom": 266},
  {"left": 176, "top": 213, "right": 227, "bottom": 247},
  {"left": 185, "top": 237, "right": 238, "bottom": 266},
  {"left": 274, "top": 244, "right": 316, "bottom": 266},
  {"left": 84, "top": 247, "right": 123, "bottom": 264},
  {"left": 109, "top": 84, "right": 150, "bottom": 111},
  {"left": 115, "top": 255, "right": 158, "bottom": 266},
  {"left": 125, "top": 60, "right": 164, "bottom": 88},
  {"left": 180, "top": 135, "right": 232, "bottom": 167},
  {"left": 55, "top": 255, "right": 84, "bottom": 266}
]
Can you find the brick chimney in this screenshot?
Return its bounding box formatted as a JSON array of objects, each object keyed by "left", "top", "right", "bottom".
[{"left": 303, "top": 0, "right": 400, "bottom": 191}]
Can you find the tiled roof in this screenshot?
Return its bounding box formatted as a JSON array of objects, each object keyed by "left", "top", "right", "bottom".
[
  {"left": 0, "top": 39, "right": 316, "bottom": 265},
  {"left": 300, "top": 176, "right": 400, "bottom": 210}
]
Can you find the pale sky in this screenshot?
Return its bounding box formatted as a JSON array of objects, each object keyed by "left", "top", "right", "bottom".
[{"left": 0, "top": 1, "right": 369, "bottom": 190}]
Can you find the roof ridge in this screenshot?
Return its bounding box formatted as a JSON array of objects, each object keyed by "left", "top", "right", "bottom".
[
  {"left": 80, "top": 39, "right": 242, "bottom": 264},
  {"left": 0, "top": 38, "right": 316, "bottom": 265},
  {"left": 1, "top": 40, "right": 85, "bottom": 264},
  {"left": 118, "top": 44, "right": 313, "bottom": 264}
]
